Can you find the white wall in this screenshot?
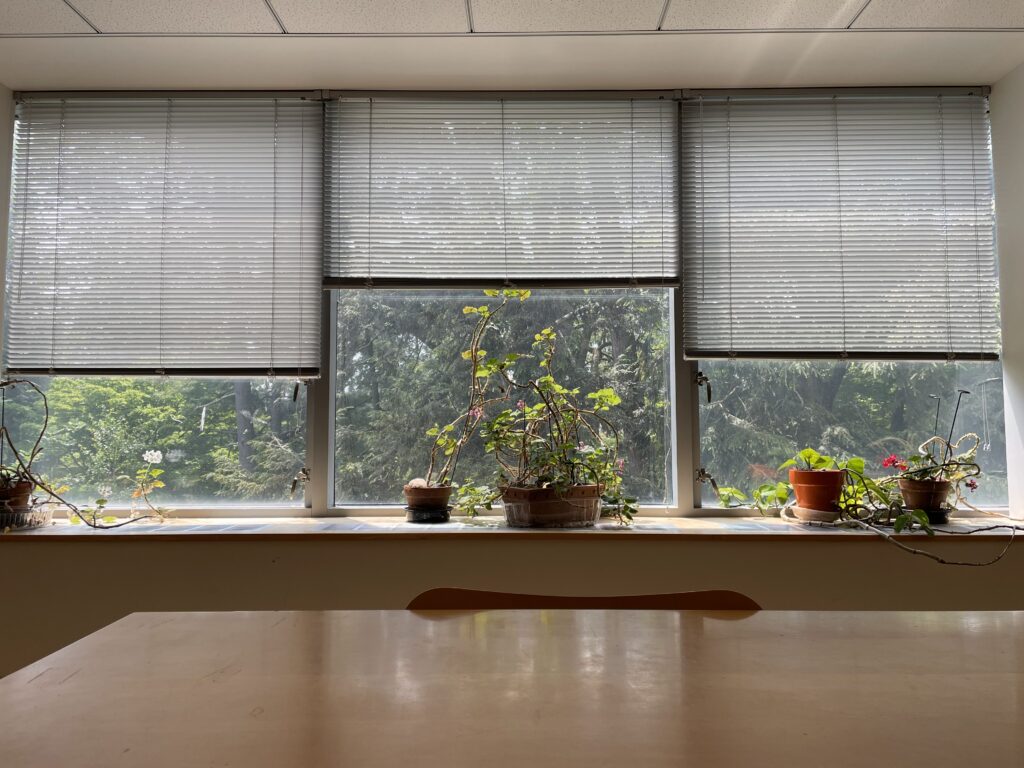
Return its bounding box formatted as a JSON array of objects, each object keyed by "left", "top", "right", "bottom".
[{"left": 992, "top": 62, "right": 1024, "bottom": 519}]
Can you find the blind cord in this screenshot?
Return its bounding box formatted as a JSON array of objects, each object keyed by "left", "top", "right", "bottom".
[
  {"left": 297, "top": 101, "right": 307, "bottom": 380},
  {"left": 157, "top": 99, "right": 173, "bottom": 375},
  {"left": 269, "top": 99, "right": 280, "bottom": 378},
  {"left": 499, "top": 98, "right": 510, "bottom": 286},
  {"left": 698, "top": 96, "right": 706, "bottom": 302},
  {"left": 15, "top": 101, "right": 31, "bottom": 305},
  {"left": 832, "top": 96, "right": 849, "bottom": 356},
  {"left": 969, "top": 98, "right": 984, "bottom": 360},
  {"left": 48, "top": 99, "right": 67, "bottom": 374},
  {"left": 366, "top": 98, "right": 374, "bottom": 288},
  {"left": 938, "top": 95, "right": 953, "bottom": 360},
  {"left": 725, "top": 96, "right": 734, "bottom": 356},
  {"left": 629, "top": 98, "right": 636, "bottom": 285}
]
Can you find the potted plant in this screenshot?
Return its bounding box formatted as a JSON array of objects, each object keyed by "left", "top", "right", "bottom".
[
  {"left": 480, "top": 322, "right": 636, "bottom": 528},
  {"left": 779, "top": 448, "right": 864, "bottom": 522},
  {"left": 404, "top": 289, "right": 531, "bottom": 522},
  {"left": 878, "top": 434, "right": 981, "bottom": 525},
  {"left": 0, "top": 464, "right": 34, "bottom": 510}
]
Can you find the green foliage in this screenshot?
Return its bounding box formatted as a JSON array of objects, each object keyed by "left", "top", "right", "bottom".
[
  {"left": 751, "top": 481, "right": 790, "bottom": 515},
  {"left": 699, "top": 359, "right": 1007, "bottom": 507},
  {"left": 716, "top": 486, "right": 748, "bottom": 508},
  {"left": 6, "top": 377, "right": 305, "bottom": 505},
  {"left": 335, "top": 289, "right": 671, "bottom": 505}
]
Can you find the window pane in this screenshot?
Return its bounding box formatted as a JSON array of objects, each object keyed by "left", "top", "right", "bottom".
[
  {"left": 6, "top": 378, "right": 306, "bottom": 506},
  {"left": 334, "top": 289, "right": 673, "bottom": 505},
  {"left": 698, "top": 360, "right": 1007, "bottom": 507}
]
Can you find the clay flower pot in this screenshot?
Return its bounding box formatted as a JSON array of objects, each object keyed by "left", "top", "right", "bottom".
[
  {"left": 403, "top": 484, "right": 453, "bottom": 523},
  {"left": 898, "top": 478, "right": 953, "bottom": 524},
  {"left": 0, "top": 479, "right": 33, "bottom": 510},
  {"left": 501, "top": 484, "right": 602, "bottom": 528},
  {"left": 789, "top": 469, "right": 845, "bottom": 522}
]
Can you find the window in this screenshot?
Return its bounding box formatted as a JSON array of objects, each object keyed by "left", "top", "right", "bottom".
[
  {"left": 6, "top": 377, "right": 306, "bottom": 507},
  {"left": 333, "top": 289, "right": 674, "bottom": 506},
  {"left": 698, "top": 360, "right": 1007, "bottom": 507},
  {"left": 3, "top": 89, "right": 1008, "bottom": 517}
]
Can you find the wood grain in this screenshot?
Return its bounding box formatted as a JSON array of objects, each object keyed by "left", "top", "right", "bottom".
[{"left": 1, "top": 610, "right": 1022, "bottom": 766}]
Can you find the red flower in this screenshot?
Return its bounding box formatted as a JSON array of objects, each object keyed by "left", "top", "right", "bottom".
[
  {"left": 965, "top": 479, "right": 979, "bottom": 492},
  {"left": 882, "top": 454, "right": 902, "bottom": 469}
]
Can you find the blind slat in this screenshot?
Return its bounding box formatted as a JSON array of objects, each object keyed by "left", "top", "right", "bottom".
[
  {"left": 324, "top": 98, "right": 678, "bottom": 283},
  {"left": 681, "top": 93, "right": 1000, "bottom": 361},
  {"left": 5, "top": 97, "right": 323, "bottom": 376}
]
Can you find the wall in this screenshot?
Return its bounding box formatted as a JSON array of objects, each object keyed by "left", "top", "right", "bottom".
[
  {"left": 992, "top": 61, "right": 1024, "bottom": 520},
  {"left": 2, "top": 534, "right": 1022, "bottom": 678}
]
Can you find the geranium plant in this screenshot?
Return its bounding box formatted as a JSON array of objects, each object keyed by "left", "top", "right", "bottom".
[{"left": 476, "top": 316, "right": 638, "bottom": 524}]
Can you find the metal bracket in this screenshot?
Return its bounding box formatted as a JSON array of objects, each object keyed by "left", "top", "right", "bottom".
[
  {"left": 695, "top": 370, "right": 712, "bottom": 403},
  {"left": 695, "top": 467, "right": 720, "bottom": 497}
]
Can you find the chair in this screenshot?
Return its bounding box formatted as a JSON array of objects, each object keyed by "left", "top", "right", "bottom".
[{"left": 406, "top": 587, "right": 761, "bottom": 611}]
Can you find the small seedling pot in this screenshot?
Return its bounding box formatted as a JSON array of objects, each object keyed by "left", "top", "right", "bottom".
[
  {"left": 898, "top": 478, "right": 953, "bottom": 524},
  {"left": 501, "top": 484, "right": 602, "bottom": 528},
  {"left": 789, "top": 469, "right": 845, "bottom": 522},
  {"left": 403, "top": 484, "right": 453, "bottom": 523}
]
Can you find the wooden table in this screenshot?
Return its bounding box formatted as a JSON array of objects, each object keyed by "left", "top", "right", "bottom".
[{"left": 1, "top": 610, "right": 1021, "bottom": 767}]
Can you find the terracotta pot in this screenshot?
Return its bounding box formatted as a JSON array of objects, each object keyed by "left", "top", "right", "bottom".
[
  {"left": 501, "top": 484, "right": 602, "bottom": 528},
  {"left": 0, "top": 480, "right": 33, "bottom": 510},
  {"left": 789, "top": 469, "right": 845, "bottom": 522},
  {"left": 403, "top": 484, "right": 453, "bottom": 512},
  {"left": 899, "top": 479, "right": 952, "bottom": 524}
]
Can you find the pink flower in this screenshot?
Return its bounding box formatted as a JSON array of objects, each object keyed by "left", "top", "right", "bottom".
[
  {"left": 965, "top": 478, "right": 979, "bottom": 492},
  {"left": 516, "top": 400, "right": 526, "bottom": 410},
  {"left": 469, "top": 406, "right": 483, "bottom": 420}
]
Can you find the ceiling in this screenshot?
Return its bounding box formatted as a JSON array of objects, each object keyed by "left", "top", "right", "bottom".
[{"left": 1, "top": 0, "right": 1023, "bottom": 90}]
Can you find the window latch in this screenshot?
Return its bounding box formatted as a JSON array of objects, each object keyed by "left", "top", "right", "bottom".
[
  {"left": 291, "top": 467, "right": 310, "bottom": 496},
  {"left": 695, "top": 467, "right": 720, "bottom": 497},
  {"left": 695, "top": 370, "right": 712, "bottom": 403}
]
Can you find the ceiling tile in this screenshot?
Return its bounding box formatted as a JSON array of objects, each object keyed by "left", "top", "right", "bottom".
[
  {"left": 271, "top": 0, "right": 468, "bottom": 33},
  {"left": 0, "top": 0, "right": 95, "bottom": 34},
  {"left": 853, "top": 0, "right": 1024, "bottom": 29},
  {"left": 71, "top": 0, "right": 280, "bottom": 33},
  {"left": 471, "top": 0, "right": 664, "bottom": 32},
  {"left": 662, "top": 0, "right": 866, "bottom": 29}
]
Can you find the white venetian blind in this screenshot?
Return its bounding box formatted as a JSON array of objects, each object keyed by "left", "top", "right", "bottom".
[
  {"left": 324, "top": 96, "right": 678, "bottom": 285},
  {"left": 681, "top": 90, "right": 999, "bottom": 360},
  {"left": 5, "top": 97, "right": 322, "bottom": 376}
]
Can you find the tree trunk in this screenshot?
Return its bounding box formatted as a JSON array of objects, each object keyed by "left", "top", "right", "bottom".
[{"left": 234, "top": 381, "right": 256, "bottom": 472}]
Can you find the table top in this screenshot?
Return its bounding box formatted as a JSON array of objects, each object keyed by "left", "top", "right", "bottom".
[{"left": 1, "top": 610, "right": 1021, "bottom": 767}]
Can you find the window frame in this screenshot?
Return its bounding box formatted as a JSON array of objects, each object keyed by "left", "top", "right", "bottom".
[
  {"left": 4, "top": 88, "right": 1007, "bottom": 518},
  {"left": 309, "top": 288, "right": 702, "bottom": 517}
]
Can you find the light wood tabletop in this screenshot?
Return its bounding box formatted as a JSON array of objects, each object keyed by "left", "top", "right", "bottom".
[{"left": 1, "top": 610, "right": 1021, "bottom": 767}]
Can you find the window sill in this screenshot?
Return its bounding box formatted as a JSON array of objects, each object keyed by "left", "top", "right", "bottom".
[{"left": 1, "top": 514, "right": 1017, "bottom": 542}]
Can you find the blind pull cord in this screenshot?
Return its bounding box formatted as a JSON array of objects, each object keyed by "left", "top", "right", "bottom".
[
  {"left": 268, "top": 99, "right": 281, "bottom": 379},
  {"left": 500, "top": 98, "right": 511, "bottom": 287},
  {"left": 156, "top": 98, "right": 173, "bottom": 376},
  {"left": 48, "top": 98, "right": 67, "bottom": 375},
  {"left": 832, "top": 96, "right": 849, "bottom": 356},
  {"left": 629, "top": 98, "right": 637, "bottom": 286},
  {"left": 725, "top": 96, "right": 734, "bottom": 356},
  {"left": 937, "top": 95, "right": 954, "bottom": 361},
  {"left": 15, "top": 101, "right": 32, "bottom": 304},
  {"left": 297, "top": 101, "right": 307, "bottom": 380},
  {"left": 365, "top": 98, "right": 374, "bottom": 289},
  {"left": 969, "top": 99, "right": 984, "bottom": 360}
]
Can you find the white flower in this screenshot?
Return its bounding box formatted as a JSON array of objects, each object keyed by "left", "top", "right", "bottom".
[
  {"left": 143, "top": 450, "right": 163, "bottom": 464},
  {"left": 166, "top": 449, "right": 184, "bottom": 464}
]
